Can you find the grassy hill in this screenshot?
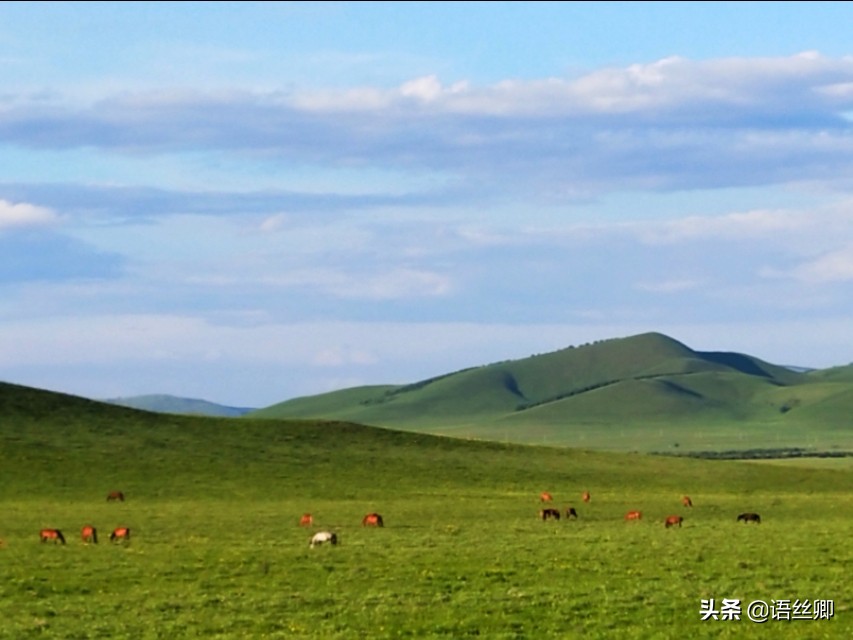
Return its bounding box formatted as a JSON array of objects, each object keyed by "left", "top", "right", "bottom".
[
  {"left": 0, "top": 380, "right": 851, "bottom": 638},
  {"left": 250, "top": 332, "right": 853, "bottom": 455}
]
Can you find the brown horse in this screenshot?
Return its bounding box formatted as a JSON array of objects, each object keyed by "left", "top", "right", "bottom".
[
  {"left": 362, "top": 513, "right": 384, "bottom": 527},
  {"left": 540, "top": 492, "right": 553, "bottom": 503},
  {"left": 625, "top": 510, "right": 642, "bottom": 521},
  {"left": 665, "top": 515, "right": 684, "bottom": 528},
  {"left": 110, "top": 527, "right": 131, "bottom": 542},
  {"left": 40, "top": 528, "right": 66, "bottom": 544},
  {"left": 81, "top": 525, "right": 98, "bottom": 544},
  {"left": 565, "top": 506, "right": 578, "bottom": 519},
  {"left": 106, "top": 491, "right": 125, "bottom": 502},
  {"left": 582, "top": 491, "right": 591, "bottom": 504},
  {"left": 682, "top": 496, "right": 693, "bottom": 507},
  {"left": 540, "top": 508, "right": 561, "bottom": 521},
  {"left": 299, "top": 513, "right": 313, "bottom": 527},
  {"left": 737, "top": 512, "right": 761, "bottom": 524}
]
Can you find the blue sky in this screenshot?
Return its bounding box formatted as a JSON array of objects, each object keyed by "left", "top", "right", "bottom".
[{"left": 2, "top": 2, "right": 853, "bottom": 407}]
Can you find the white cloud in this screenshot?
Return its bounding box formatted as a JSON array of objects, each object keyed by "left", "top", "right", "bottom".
[
  {"left": 783, "top": 245, "right": 853, "bottom": 283},
  {"left": 0, "top": 199, "right": 59, "bottom": 229},
  {"left": 635, "top": 279, "right": 704, "bottom": 294},
  {"left": 637, "top": 209, "right": 812, "bottom": 244},
  {"left": 285, "top": 51, "right": 853, "bottom": 117},
  {"left": 6, "top": 52, "right": 853, "bottom": 203}
]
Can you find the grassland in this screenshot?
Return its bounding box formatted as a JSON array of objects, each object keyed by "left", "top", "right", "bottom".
[{"left": 1, "top": 381, "right": 851, "bottom": 638}]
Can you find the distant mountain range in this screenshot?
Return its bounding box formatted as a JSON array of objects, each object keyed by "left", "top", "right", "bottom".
[
  {"left": 104, "top": 394, "right": 255, "bottom": 417},
  {"left": 247, "top": 332, "right": 853, "bottom": 452}
]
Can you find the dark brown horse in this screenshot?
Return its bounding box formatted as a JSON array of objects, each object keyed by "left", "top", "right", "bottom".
[
  {"left": 81, "top": 525, "right": 98, "bottom": 544},
  {"left": 625, "top": 510, "right": 642, "bottom": 521},
  {"left": 106, "top": 491, "right": 125, "bottom": 502},
  {"left": 540, "top": 508, "right": 561, "bottom": 521},
  {"left": 40, "top": 528, "right": 66, "bottom": 544},
  {"left": 565, "top": 506, "right": 578, "bottom": 519},
  {"left": 362, "top": 513, "right": 384, "bottom": 527},
  {"left": 299, "top": 513, "right": 313, "bottom": 527},
  {"left": 737, "top": 512, "right": 761, "bottom": 524},
  {"left": 665, "top": 515, "right": 683, "bottom": 528},
  {"left": 110, "top": 527, "right": 131, "bottom": 542},
  {"left": 682, "top": 495, "right": 693, "bottom": 507}
]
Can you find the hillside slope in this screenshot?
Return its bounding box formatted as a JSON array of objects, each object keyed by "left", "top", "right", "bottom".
[{"left": 250, "top": 332, "right": 853, "bottom": 452}]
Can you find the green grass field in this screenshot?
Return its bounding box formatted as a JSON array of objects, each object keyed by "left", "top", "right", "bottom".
[{"left": 1, "top": 383, "right": 851, "bottom": 638}]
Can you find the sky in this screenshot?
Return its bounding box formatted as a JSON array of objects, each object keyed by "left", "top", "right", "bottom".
[{"left": 1, "top": 1, "right": 853, "bottom": 407}]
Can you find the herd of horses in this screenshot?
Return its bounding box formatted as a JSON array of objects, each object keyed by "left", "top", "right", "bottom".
[
  {"left": 39, "top": 526, "right": 130, "bottom": 545},
  {"left": 36, "top": 490, "right": 762, "bottom": 549},
  {"left": 38, "top": 491, "right": 131, "bottom": 546},
  {"left": 538, "top": 491, "right": 761, "bottom": 528}
]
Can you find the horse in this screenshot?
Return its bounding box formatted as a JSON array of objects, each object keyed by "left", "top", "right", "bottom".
[
  {"left": 110, "top": 527, "right": 131, "bottom": 542},
  {"left": 737, "top": 512, "right": 761, "bottom": 524},
  {"left": 299, "top": 513, "right": 313, "bottom": 527},
  {"left": 625, "top": 510, "right": 642, "bottom": 521},
  {"left": 665, "top": 515, "right": 683, "bottom": 528},
  {"left": 582, "top": 491, "right": 591, "bottom": 503},
  {"left": 682, "top": 496, "right": 693, "bottom": 507},
  {"left": 362, "top": 513, "right": 384, "bottom": 527},
  {"left": 81, "top": 525, "right": 98, "bottom": 544},
  {"left": 106, "top": 491, "right": 125, "bottom": 502},
  {"left": 565, "top": 506, "right": 578, "bottom": 519},
  {"left": 310, "top": 531, "right": 338, "bottom": 548},
  {"left": 40, "top": 529, "right": 66, "bottom": 544},
  {"left": 540, "top": 508, "right": 561, "bottom": 521},
  {"left": 540, "top": 492, "right": 553, "bottom": 502}
]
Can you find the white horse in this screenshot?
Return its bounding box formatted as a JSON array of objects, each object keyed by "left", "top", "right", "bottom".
[{"left": 309, "top": 531, "right": 338, "bottom": 548}]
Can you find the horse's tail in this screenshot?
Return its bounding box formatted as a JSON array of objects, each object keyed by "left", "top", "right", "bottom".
[
  {"left": 92, "top": 529, "right": 98, "bottom": 544},
  {"left": 57, "top": 530, "right": 66, "bottom": 544}
]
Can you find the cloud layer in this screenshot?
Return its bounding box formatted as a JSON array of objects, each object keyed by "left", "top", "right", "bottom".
[{"left": 2, "top": 52, "right": 853, "bottom": 404}]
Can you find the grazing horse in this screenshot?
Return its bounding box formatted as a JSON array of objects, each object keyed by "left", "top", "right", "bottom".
[
  {"left": 665, "top": 515, "right": 684, "bottom": 528},
  {"left": 540, "top": 492, "right": 553, "bottom": 503},
  {"left": 40, "top": 529, "right": 66, "bottom": 544},
  {"left": 540, "top": 508, "right": 561, "bottom": 521},
  {"left": 110, "top": 527, "right": 131, "bottom": 542},
  {"left": 106, "top": 491, "right": 125, "bottom": 502},
  {"left": 81, "top": 525, "right": 98, "bottom": 544},
  {"left": 362, "top": 513, "right": 384, "bottom": 527},
  {"left": 565, "top": 507, "right": 578, "bottom": 519},
  {"left": 737, "top": 512, "right": 761, "bottom": 524},
  {"left": 682, "top": 496, "right": 693, "bottom": 507},
  {"left": 309, "top": 531, "right": 338, "bottom": 548},
  {"left": 625, "top": 510, "right": 643, "bottom": 521},
  {"left": 299, "top": 513, "right": 313, "bottom": 527},
  {"left": 582, "top": 491, "right": 591, "bottom": 504}
]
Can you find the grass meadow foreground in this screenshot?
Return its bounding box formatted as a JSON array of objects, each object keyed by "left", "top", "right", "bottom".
[{"left": 0, "top": 391, "right": 850, "bottom": 638}]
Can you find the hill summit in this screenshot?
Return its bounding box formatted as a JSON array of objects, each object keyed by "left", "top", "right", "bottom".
[{"left": 249, "top": 331, "right": 841, "bottom": 451}]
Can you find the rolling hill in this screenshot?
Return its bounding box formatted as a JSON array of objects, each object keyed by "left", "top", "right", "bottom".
[{"left": 250, "top": 332, "right": 853, "bottom": 454}]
